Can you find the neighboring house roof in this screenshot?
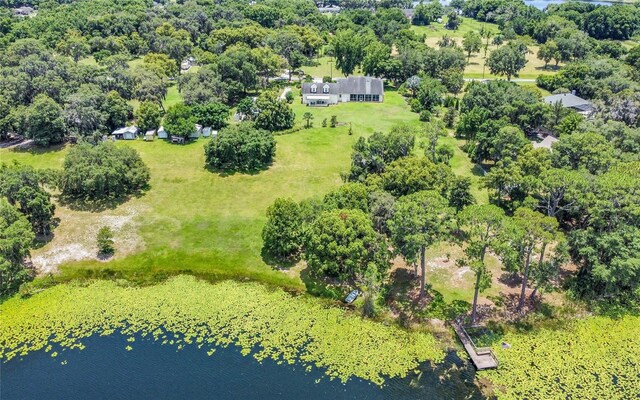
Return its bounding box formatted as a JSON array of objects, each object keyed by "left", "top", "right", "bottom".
[
  {"left": 301, "top": 77, "right": 383, "bottom": 96},
  {"left": 13, "top": 6, "right": 34, "bottom": 15},
  {"left": 532, "top": 135, "right": 558, "bottom": 150},
  {"left": 544, "top": 93, "right": 592, "bottom": 111},
  {"left": 318, "top": 6, "right": 341, "bottom": 13}
]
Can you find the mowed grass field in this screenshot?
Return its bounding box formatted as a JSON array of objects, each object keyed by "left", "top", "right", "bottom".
[
  {"left": 411, "top": 18, "right": 563, "bottom": 80},
  {"left": 3, "top": 89, "right": 488, "bottom": 295}
]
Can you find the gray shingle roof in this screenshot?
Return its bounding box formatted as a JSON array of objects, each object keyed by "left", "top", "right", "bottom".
[
  {"left": 337, "top": 77, "right": 384, "bottom": 95},
  {"left": 301, "top": 82, "right": 339, "bottom": 94},
  {"left": 544, "top": 93, "right": 592, "bottom": 109},
  {"left": 302, "top": 77, "right": 383, "bottom": 95}
]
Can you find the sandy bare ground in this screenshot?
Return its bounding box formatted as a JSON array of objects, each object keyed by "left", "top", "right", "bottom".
[{"left": 31, "top": 203, "right": 148, "bottom": 274}]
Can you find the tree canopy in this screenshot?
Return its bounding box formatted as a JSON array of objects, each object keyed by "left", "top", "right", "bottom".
[
  {"left": 59, "top": 142, "right": 150, "bottom": 202},
  {"left": 204, "top": 123, "right": 276, "bottom": 172}
]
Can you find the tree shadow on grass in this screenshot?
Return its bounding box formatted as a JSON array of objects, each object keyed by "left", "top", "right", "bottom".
[
  {"left": 260, "top": 247, "right": 299, "bottom": 270},
  {"left": 56, "top": 189, "right": 147, "bottom": 212},
  {"left": 31, "top": 217, "right": 61, "bottom": 249},
  {"left": 299, "top": 266, "right": 347, "bottom": 300},
  {"left": 471, "top": 164, "right": 487, "bottom": 177},
  {"left": 204, "top": 164, "right": 270, "bottom": 177},
  {"left": 535, "top": 65, "right": 561, "bottom": 72},
  {"left": 4, "top": 142, "right": 66, "bottom": 154},
  {"left": 498, "top": 272, "right": 521, "bottom": 289},
  {"left": 387, "top": 267, "right": 471, "bottom": 322}
]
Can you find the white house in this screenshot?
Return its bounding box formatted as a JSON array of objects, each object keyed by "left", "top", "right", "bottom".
[
  {"left": 543, "top": 93, "right": 593, "bottom": 116},
  {"left": 301, "top": 76, "right": 384, "bottom": 106},
  {"left": 112, "top": 126, "right": 138, "bottom": 140},
  {"left": 157, "top": 126, "right": 168, "bottom": 139}
]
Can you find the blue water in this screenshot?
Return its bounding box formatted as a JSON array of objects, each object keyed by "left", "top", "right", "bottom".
[
  {"left": 413, "top": 0, "right": 620, "bottom": 9},
  {"left": 523, "top": 0, "right": 619, "bottom": 9},
  {"left": 1, "top": 333, "right": 485, "bottom": 399}
]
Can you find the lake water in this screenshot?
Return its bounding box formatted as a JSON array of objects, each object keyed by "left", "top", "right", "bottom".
[
  {"left": 413, "top": 0, "right": 620, "bottom": 9},
  {"left": 523, "top": 0, "right": 621, "bottom": 9},
  {"left": 1, "top": 333, "right": 485, "bottom": 400}
]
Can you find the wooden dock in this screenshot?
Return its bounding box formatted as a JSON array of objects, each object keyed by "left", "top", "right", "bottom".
[{"left": 452, "top": 321, "right": 499, "bottom": 370}]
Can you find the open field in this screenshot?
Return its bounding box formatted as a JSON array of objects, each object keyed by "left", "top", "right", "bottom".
[
  {"left": 411, "top": 18, "right": 564, "bottom": 80},
  {"left": 2, "top": 88, "right": 490, "bottom": 301},
  {"left": 303, "top": 56, "right": 363, "bottom": 80}
]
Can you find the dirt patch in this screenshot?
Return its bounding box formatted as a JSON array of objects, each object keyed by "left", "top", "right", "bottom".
[
  {"left": 32, "top": 243, "right": 93, "bottom": 274},
  {"left": 30, "top": 203, "right": 148, "bottom": 274}
]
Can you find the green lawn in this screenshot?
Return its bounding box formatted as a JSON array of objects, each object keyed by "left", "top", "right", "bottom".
[
  {"left": 302, "top": 56, "right": 362, "bottom": 79},
  {"left": 2, "top": 89, "right": 486, "bottom": 293}
]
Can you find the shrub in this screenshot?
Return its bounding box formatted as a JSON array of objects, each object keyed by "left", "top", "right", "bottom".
[
  {"left": 204, "top": 123, "right": 276, "bottom": 172},
  {"left": 285, "top": 91, "right": 295, "bottom": 104},
  {"left": 97, "top": 226, "right": 115, "bottom": 256},
  {"left": 443, "top": 107, "right": 457, "bottom": 128},
  {"left": 419, "top": 110, "right": 432, "bottom": 122},
  {"left": 59, "top": 142, "right": 150, "bottom": 201},
  {"left": 410, "top": 98, "right": 422, "bottom": 113}
]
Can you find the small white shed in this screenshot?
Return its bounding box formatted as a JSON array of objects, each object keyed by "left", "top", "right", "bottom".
[
  {"left": 190, "top": 124, "right": 202, "bottom": 139},
  {"left": 202, "top": 127, "right": 212, "bottom": 137},
  {"left": 157, "top": 126, "right": 168, "bottom": 139},
  {"left": 144, "top": 130, "right": 155, "bottom": 141}
]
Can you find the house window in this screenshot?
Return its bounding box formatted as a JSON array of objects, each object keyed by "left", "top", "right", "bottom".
[
  {"left": 357, "top": 94, "right": 364, "bottom": 102},
  {"left": 372, "top": 95, "right": 380, "bottom": 102},
  {"left": 350, "top": 94, "right": 357, "bottom": 101},
  {"left": 323, "top": 85, "right": 330, "bottom": 93},
  {"left": 365, "top": 94, "right": 372, "bottom": 102},
  {"left": 310, "top": 84, "right": 317, "bottom": 93}
]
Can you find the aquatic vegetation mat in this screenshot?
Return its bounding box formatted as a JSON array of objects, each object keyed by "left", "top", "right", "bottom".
[
  {"left": 480, "top": 316, "right": 640, "bottom": 399},
  {"left": 0, "top": 276, "right": 443, "bottom": 385}
]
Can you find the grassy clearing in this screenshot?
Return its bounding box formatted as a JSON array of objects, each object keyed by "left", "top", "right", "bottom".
[
  {"left": 412, "top": 19, "right": 563, "bottom": 80},
  {"left": 4, "top": 89, "right": 487, "bottom": 291},
  {"left": 302, "top": 56, "right": 363, "bottom": 79}
]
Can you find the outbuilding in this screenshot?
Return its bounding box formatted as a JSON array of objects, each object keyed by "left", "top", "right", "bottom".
[
  {"left": 201, "top": 127, "right": 212, "bottom": 137},
  {"left": 157, "top": 126, "right": 168, "bottom": 139},
  {"left": 112, "top": 126, "right": 138, "bottom": 140},
  {"left": 144, "top": 130, "right": 155, "bottom": 141},
  {"left": 190, "top": 124, "right": 203, "bottom": 139}
]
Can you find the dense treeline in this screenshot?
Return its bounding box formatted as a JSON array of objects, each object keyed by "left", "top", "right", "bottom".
[{"left": 0, "top": 162, "right": 57, "bottom": 296}]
